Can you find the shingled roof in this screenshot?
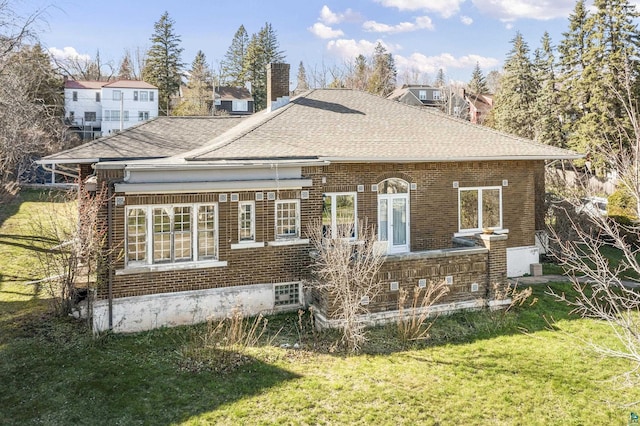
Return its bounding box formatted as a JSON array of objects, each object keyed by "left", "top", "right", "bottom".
[
  {"left": 181, "top": 89, "right": 579, "bottom": 163},
  {"left": 40, "top": 116, "right": 246, "bottom": 164}
]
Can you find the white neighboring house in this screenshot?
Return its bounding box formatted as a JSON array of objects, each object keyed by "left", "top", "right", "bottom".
[{"left": 64, "top": 79, "right": 159, "bottom": 137}]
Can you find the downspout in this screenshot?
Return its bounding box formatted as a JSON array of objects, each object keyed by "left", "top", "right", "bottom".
[{"left": 107, "top": 181, "right": 114, "bottom": 330}]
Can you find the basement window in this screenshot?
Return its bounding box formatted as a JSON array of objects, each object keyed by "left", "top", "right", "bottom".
[{"left": 274, "top": 283, "right": 300, "bottom": 307}]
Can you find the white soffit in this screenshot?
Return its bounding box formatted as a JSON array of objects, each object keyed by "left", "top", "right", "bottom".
[{"left": 114, "top": 179, "right": 313, "bottom": 194}]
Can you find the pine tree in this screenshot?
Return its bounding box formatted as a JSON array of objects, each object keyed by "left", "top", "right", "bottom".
[
  {"left": 345, "top": 54, "right": 369, "bottom": 91},
  {"left": 296, "top": 61, "right": 309, "bottom": 92},
  {"left": 491, "top": 32, "right": 538, "bottom": 139},
  {"left": 221, "top": 25, "right": 249, "bottom": 86},
  {"left": 143, "top": 11, "right": 184, "bottom": 115},
  {"left": 118, "top": 52, "right": 134, "bottom": 80},
  {"left": 468, "top": 62, "right": 488, "bottom": 94},
  {"left": 174, "top": 50, "right": 213, "bottom": 116},
  {"left": 563, "top": 0, "right": 640, "bottom": 169},
  {"left": 533, "top": 32, "right": 564, "bottom": 147},
  {"left": 367, "top": 42, "right": 396, "bottom": 96},
  {"left": 243, "top": 22, "right": 286, "bottom": 111},
  {"left": 434, "top": 68, "right": 446, "bottom": 88}
]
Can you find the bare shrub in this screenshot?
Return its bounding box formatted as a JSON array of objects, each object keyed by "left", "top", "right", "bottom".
[
  {"left": 306, "top": 219, "right": 385, "bottom": 353},
  {"left": 31, "top": 186, "right": 111, "bottom": 317},
  {"left": 396, "top": 281, "right": 449, "bottom": 344}
]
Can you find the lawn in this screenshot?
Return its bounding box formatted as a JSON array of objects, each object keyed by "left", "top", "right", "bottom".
[{"left": 1, "top": 190, "right": 639, "bottom": 425}]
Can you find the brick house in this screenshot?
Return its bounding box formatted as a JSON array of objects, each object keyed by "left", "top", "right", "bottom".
[{"left": 44, "top": 63, "right": 579, "bottom": 333}]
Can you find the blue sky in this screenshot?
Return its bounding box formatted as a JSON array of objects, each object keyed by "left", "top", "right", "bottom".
[{"left": 16, "top": 0, "right": 631, "bottom": 85}]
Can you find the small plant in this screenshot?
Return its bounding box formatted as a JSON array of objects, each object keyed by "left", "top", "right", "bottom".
[
  {"left": 177, "top": 309, "right": 272, "bottom": 373},
  {"left": 396, "top": 281, "right": 449, "bottom": 344}
]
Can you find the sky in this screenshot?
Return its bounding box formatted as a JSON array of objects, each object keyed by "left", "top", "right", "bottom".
[{"left": 14, "top": 0, "right": 638, "bottom": 86}]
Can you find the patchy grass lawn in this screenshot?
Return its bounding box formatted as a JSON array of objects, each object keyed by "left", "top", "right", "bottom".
[{"left": 1, "top": 190, "right": 640, "bottom": 425}]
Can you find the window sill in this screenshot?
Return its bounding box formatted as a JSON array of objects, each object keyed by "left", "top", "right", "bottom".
[
  {"left": 117, "top": 260, "right": 228, "bottom": 275},
  {"left": 267, "top": 238, "right": 310, "bottom": 247},
  {"left": 230, "top": 242, "right": 265, "bottom": 250},
  {"left": 453, "top": 229, "right": 509, "bottom": 238}
]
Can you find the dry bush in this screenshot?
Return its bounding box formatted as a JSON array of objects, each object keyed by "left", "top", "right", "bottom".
[
  {"left": 177, "top": 309, "right": 272, "bottom": 373},
  {"left": 306, "top": 219, "right": 385, "bottom": 353},
  {"left": 396, "top": 281, "right": 449, "bottom": 344},
  {"left": 31, "top": 186, "right": 111, "bottom": 317}
]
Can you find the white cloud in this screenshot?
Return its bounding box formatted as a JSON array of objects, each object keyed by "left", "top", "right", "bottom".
[
  {"left": 395, "top": 52, "right": 499, "bottom": 76},
  {"left": 460, "top": 15, "right": 473, "bottom": 25},
  {"left": 48, "top": 46, "right": 91, "bottom": 62},
  {"left": 363, "top": 16, "right": 434, "bottom": 33},
  {"left": 374, "top": 0, "right": 465, "bottom": 18},
  {"left": 471, "top": 0, "right": 574, "bottom": 21},
  {"left": 319, "top": 5, "right": 361, "bottom": 25},
  {"left": 308, "top": 22, "right": 345, "bottom": 39},
  {"left": 326, "top": 39, "right": 399, "bottom": 60}
]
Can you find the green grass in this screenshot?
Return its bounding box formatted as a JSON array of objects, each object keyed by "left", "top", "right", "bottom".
[{"left": 1, "top": 190, "right": 640, "bottom": 425}]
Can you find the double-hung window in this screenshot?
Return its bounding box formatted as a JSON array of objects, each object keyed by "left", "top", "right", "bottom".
[
  {"left": 139, "top": 111, "right": 149, "bottom": 121},
  {"left": 125, "top": 204, "right": 218, "bottom": 268},
  {"left": 458, "top": 186, "right": 502, "bottom": 233},
  {"left": 113, "top": 90, "right": 122, "bottom": 101},
  {"left": 322, "top": 193, "right": 357, "bottom": 239},
  {"left": 133, "top": 91, "right": 138, "bottom": 101},
  {"left": 275, "top": 200, "right": 299, "bottom": 239},
  {"left": 239, "top": 201, "right": 255, "bottom": 242},
  {"left": 140, "top": 91, "right": 149, "bottom": 102}
]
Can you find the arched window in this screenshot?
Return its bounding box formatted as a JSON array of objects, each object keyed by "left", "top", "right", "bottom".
[{"left": 377, "top": 178, "right": 410, "bottom": 254}]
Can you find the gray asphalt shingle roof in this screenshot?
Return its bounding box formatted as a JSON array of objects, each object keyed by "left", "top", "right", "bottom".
[
  {"left": 184, "top": 89, "right": 579, "bottom": 162},
  {"left": 41, "top": 116, "right": 246, "bottom": 163}
]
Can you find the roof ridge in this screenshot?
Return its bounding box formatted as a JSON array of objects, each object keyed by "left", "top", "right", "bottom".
[{"left": 180, "top": 92, "right": 311, "bottom": 160}]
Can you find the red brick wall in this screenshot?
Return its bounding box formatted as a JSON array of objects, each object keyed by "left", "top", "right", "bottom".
[{"left": 95, "top": 160, "right": 539, "bottom": 306}]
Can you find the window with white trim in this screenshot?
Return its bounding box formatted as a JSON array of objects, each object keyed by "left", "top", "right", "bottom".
[
  {"left": 150, "top": 91, "right": 155, "bottom": 101},
  {"left": 126, "top": 208, "right": 147, "bottom": 265},
  {"left": 140, "top": 91, "right": 149, "bottom": 102},
  {"left": 239, "top": 201, "right": 255, "bottom": 242},
  {"left": 133, "top": 91, "right": 138, "bottom": 101},
  {"left": 113, "top": 90, "right": 122, "bottom": 101},
  {"left": 433, "top": 90, "right": 441, "bottom": 100},
  {"left": 418, "top": 90, "right": 427, "bottom": 100},
  {"left": 275, "top": 200, "right": 299, "bottom": 239},
  {"left": 125, "top": 204, "right": 218, "bottom": 267},
  {"left": 458, "top": 186, "right": 502, "bottom": 232},
  {"left": 139, "top": 111, "right": 149, "bottom": 121},
  {"left": 322, "top": 193, "right": 356, "bottom": 239},
  {"left": 72, "top": 91, "right": 78, "bottom": 101}
]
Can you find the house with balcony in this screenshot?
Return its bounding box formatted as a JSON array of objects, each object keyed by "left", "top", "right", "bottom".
[{"left": 64, "top": 79, "right": 159, "bottom": 139}]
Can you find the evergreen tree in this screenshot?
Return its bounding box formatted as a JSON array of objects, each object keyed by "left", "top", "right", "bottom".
[
  {"left": 143, "top": 11, "right": 184, "bottom": 115},
  {"left": 243, "top": 22, "right": 286, "bottom": 111},
  {"left": 174, "top": 50, "right": 212, "bottom": 116},
  {"left": 367, "top": 42, "right": 396, "bottom": 96},
  {"left": 345, "top": 54, "right": 369, "bottom": 91},
  {"left": 468, "top": 62, "right": 488, "bottom": 94},
  {"left": 434, "top": 68, "right": 446, "bottom": 88},
  {"left": 296, "top": 61, "right": 309, "bottom": 92},
  {"left": 118, "top": 51, "right": 134, "bottom": 80},
  {"left": 562, "top": 0, "right": 640, "bottom": 169},
  {"left": 491, "top": 32, "right": 538, "bottom": 139},
  {"left": 221, "top": 25, "right": 249, "bottom": 86},
  {"left": 533, "top": 32, "right": 564, "bottom": 147}
]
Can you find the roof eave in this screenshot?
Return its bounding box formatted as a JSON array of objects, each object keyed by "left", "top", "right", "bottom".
[{"left": 319, "top": 154, "right": 584, "bottom": 162}]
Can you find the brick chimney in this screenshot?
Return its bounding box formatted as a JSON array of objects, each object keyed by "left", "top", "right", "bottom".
[{"left": 266, "top": 63, "right": 290, "bottom": 112}]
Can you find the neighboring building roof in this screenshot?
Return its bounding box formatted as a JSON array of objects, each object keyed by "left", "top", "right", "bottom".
[
  {"left": 40, "top": 116, "right": 246, "bottom": 164},
  {"left": 103, "top": 80, "right": 157, "bottom": 89},
  {"left": 216, "top": 86, "right": 253, "bottom": 101},
  {"left": 64, "top": 80, "right": 105, "bottom": 90},
  {"left": 180, "top": 89, "right": 578, "bottom": 163},
  {"left": 63, "top": 80, "right": 157, "bottom": 90}
]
